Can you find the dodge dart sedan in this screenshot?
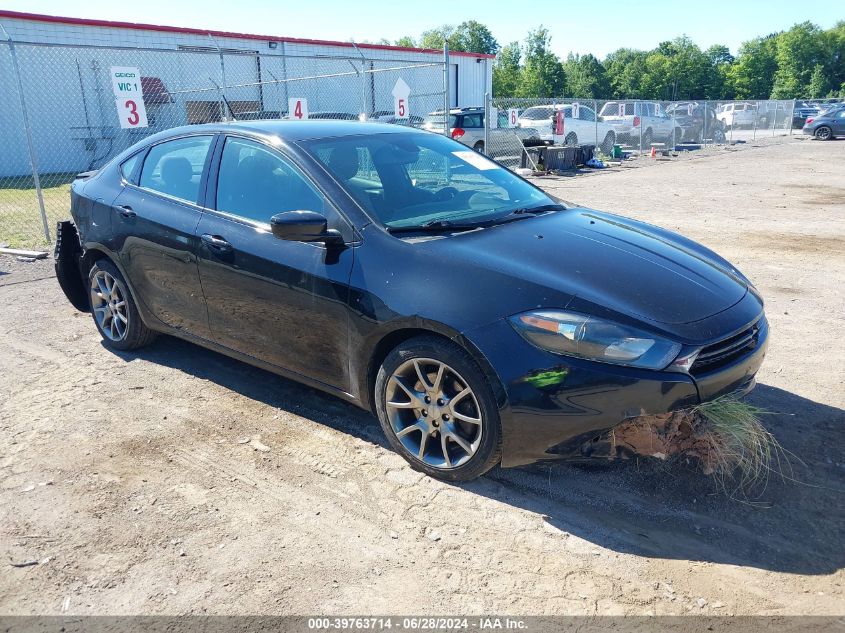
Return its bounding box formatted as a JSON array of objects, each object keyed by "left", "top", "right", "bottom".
[{"left": 55, "top": 121, "right": 768, "bottom": 481}]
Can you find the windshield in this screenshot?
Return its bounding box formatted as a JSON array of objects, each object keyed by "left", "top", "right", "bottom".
[{"left": 302, "top": 132, "right": 556, "bottom": 230}]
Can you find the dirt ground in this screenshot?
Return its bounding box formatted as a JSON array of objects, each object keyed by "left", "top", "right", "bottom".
[{"left": 1, "top": 136, "right": 843, "bottom": 616}]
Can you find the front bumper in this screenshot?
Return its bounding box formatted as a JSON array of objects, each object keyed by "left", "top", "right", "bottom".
[{"left": 465, "top": 310, "right": 768, "bottom": 468}]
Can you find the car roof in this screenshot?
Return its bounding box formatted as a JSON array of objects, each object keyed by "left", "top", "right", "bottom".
[{"left": 156, "top": 119, "right": 427, "bottom": 142}]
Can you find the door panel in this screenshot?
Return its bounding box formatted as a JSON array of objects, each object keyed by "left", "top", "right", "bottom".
[
  {"left": 196, "top": 136, "right": 353, "bottom": 390},
  {"left": 112, "top": 135, "right": 214, "bottom": 338}
]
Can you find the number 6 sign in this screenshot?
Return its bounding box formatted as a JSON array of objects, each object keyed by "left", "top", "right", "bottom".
[{"left": 507, "top": 109, "right": 519, "bottom": 128}]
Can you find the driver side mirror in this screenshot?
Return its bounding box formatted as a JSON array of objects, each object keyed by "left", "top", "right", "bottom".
[{"left": 270, "top": 210, "right": 343, "bottom": 246}]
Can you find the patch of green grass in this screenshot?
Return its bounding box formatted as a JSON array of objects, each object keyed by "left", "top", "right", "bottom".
[{"left": 0, "top": 173, "right": 75, "bottom": 248}]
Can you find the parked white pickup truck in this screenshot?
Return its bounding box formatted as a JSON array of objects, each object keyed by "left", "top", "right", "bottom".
[{"left": 517, "top": 103, "right": 617, "bottom": 154}]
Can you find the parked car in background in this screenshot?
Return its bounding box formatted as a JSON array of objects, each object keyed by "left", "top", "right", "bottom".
[
  {"left": 597, "top": 101, "right": 678, "bottom": 149},
  {"left": 715, "top": 102, "right": 756, "bottom": 129},
  {"left": 791, "top": 101, "right": 822, "bottom": 129},
  {"left": 803, "top": 108, "right": 845, "bottom": 140},
  {"left": 665, "top": 102, "right": 726, "bottom": 143},
  {"left": 56, "top": 120, "right": 768, "bottom": 481},
  {"left": 516, "top": 104, "right": 617, "bottom": 154},
  {"left": 422, "top": 107, "right": 542, "bottom": 154}
]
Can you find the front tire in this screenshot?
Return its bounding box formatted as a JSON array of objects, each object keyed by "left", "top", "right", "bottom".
[
  {"left": 88, "top": 259, "right": 156, "bottom": 351},
  {"left": 374, "top": 336, "right": 502, "bottom": 481}
]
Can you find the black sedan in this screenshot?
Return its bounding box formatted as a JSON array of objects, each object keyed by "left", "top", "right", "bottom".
[{"left": 56, "top": 121, "right": 768, "bottom": 481}]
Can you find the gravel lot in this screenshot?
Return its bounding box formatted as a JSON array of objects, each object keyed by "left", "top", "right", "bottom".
[{"left": 1, "top": 136, "right": 843, "bottom": 616}]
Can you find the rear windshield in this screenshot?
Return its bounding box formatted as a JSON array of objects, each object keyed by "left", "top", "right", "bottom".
[
  {"left": 520, "top": 106, "right": 554, "bottom": 120},
  {"left": 599, "top": 102, "right": 634, "bottom": 116}
]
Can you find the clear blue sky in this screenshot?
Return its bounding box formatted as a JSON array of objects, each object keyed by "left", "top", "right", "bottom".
[{"left": 1, "top": 0, "right": 840, "bottom": 58}]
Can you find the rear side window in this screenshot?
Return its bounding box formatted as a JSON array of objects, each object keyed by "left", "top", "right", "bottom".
[
  {"left": 215, "top": 137, "right": 324, "bottom": 224},
  {"left": 120, "top": 152, "right": 142, "bottom": 182},
  {"left": 139, "top": 136, "right": 213, "bottom": 203}
]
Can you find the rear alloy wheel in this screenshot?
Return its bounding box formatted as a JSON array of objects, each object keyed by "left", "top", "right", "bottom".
[
  {"left": 815, "top": 126, "right": 833, "bottom": 141},
  {"left": 641, "top": 129, "right": 653, "bottom": 150},
  {"left": 713, "top": 128, "right": 726, "bottom": 144},
  {"left": 88, "top": 259, "right": 156, "bottom": 351},
  {"left": 375, "top": 336, "right": 501, "bottom": 481}
]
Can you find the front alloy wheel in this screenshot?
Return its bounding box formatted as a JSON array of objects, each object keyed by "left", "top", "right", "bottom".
[
  {"left": 375, "top": 336, "right": 502, "bottom": 481},
  {"left": 385, "top": 358, "right": 482, "bottom": 469}
]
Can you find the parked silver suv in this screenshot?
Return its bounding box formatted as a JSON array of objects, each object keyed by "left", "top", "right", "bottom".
[
  {"left": 422, "top": 107, "right": 542, "bottom": 154},
  {"left": 598, "top": 101, "right": 679, "bottom": 149}
]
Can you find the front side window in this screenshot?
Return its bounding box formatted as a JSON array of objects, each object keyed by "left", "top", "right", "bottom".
[
  {"left": 303, "top": 132, "right": 555, "bottom": 230},
  {"left": 216, "top": 137, "right": 324, "bottom": 224},
  {"left": 139, "top": 136, "right": 212, "bottom": 203}
]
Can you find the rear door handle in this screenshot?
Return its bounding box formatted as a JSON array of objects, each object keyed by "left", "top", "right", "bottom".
[
  {"left": 116, "top": 205, "right": 136, "bottom": 219},
  {"left": 200, "top": 234, "right": 233, "bottom": 253}
]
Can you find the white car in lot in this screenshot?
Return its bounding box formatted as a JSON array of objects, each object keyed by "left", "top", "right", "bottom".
[
  {"left": 597, "top": 101, "right": 679, "bottom": 149},
  {"left": 517, "top": 104, "right": 617, "bottom": 154},
  {"left": 715, "top": 102, "right": 756, "bottom": 129}
]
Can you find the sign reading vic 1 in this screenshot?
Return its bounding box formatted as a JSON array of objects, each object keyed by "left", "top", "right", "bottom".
[
  {"left": 392, "top": 78, "right": 410, "bottom": 119},
  {"left": 111, "top": 67, "right": 148, "bottom": 129}
]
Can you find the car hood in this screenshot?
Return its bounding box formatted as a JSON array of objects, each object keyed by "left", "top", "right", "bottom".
[{"left": 425, "top": 208, "right": 748, "bottom": 327}]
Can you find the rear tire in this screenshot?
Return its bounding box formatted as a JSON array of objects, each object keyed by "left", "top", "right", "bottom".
[
  {"left": 374, "top": 336, "right": 502, "bottom": 482},
  {"left": 814, "top": 126, "right": 833, "bottom": 141},
  {"left": 641, "top": 128, "right": 653, "bottom": 150},
  {"left": 88, "top": 259, "right": 156, "bottom": 351},
  {"left": 564, "top": 132, "right": 578, "bottom": 146},
  {"left": 473, "top": 141, "right": 485, "bottom": 153},
  {"left": 600, "top": 131, "right": 615, "bottom": 155}
]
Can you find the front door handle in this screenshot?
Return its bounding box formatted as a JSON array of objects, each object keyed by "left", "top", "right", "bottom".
[
  {"left": 200, "top": 234, "right": 233, "bottom": 253},
  {"left": 116, "top": 205, "right": 136, "bottom": 219}
]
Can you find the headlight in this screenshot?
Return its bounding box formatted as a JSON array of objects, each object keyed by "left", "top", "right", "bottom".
[{"left": 509, "top": 310, "right": 682, "bottom": 370}]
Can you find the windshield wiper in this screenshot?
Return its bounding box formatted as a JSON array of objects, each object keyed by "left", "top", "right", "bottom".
[
  {"left": 386, "top": 219, "right": 485, "bottom": 234},
  {"left": 509, "top": 203, "right": 566, "bottom": 215},
  {"left": 387, "top": 204, "right": 566, "bottom": 235}
]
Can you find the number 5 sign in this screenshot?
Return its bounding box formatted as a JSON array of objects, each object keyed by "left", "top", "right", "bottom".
[
  {"left": 392, "top": 78, "right": 410, "bottom": 119},
  {"left": 110, "top": 67, "right": 148, "bottom": 129}
]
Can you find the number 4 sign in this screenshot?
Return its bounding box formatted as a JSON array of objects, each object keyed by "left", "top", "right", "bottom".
[
  {"left": 288, "top": 98, "right": 309, "bottom": 120},
  {"left": 110, "top": 66, "right": 148, "bottom": 129}
]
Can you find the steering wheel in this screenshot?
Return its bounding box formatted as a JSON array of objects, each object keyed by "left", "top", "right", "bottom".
[{"left": 433, "top": 187, "right": 458, "bottom": 202}]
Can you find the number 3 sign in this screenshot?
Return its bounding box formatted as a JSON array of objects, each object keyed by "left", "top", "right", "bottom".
[{"left": 111, "top": 67, "right": 148, "bottom": 129}]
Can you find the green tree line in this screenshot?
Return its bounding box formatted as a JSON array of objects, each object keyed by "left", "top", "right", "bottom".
[{"left": 391, "top": 20, "right": 845, "bottom": 100}]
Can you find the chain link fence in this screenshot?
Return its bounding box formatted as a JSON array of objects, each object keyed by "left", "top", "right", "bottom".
[
  {"left": 0, "top": 39, "right": 447, "bottom": 247},
  {"left": 0, "top": 32, "right": 833, "bottom": 248},
  {"left": 484, "top": 97, "right": 811, "bottom": 167}
]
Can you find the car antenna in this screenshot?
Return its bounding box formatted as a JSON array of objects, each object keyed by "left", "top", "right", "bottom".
[
  {"left": 208, "top": 77, "right": 238, "bottom": 122},
  {"left": 206, "top": 32, "right": 238, "bottom": 122}
]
